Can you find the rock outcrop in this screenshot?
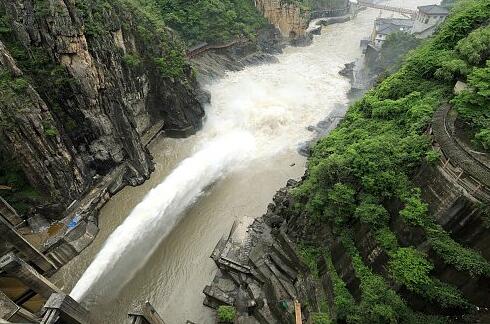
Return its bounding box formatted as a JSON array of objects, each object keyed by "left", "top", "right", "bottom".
[
  {"left": 255, "top": 0, "right": 310, "bottom": 43},
  {"left": 0, "top": 0, "right": 205, "bottom": 220}
]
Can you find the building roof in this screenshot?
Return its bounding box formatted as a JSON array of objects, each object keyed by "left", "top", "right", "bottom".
[
  {"left": 376, "top": 18, "right": 414, "bottom": 27},
  {"left": 418, "top": 4, "right": 449, "bottom": 15},
  {"left": 375, "top": 18, "right": 414, "bottom": 36}
]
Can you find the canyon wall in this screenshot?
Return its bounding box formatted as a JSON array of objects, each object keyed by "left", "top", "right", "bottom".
[
  {"left": 0, "top": 0, "right": 205, "bottom": 220},
  {"left": 255, "top": 0, "right": 310, "bottom": 39},
  {"left": 255, "top": 0, "right": 350, "bottom": 43}
]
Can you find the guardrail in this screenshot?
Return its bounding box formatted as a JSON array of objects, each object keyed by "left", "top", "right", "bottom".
[{"left": 310, "top": 5, "right": 351, "bottom": 19}]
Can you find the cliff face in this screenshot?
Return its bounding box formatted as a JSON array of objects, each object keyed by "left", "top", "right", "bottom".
[
  {"left": 255, "top": 0, "right": 309, "bottom": 39},
  {"left": 255, "top": 0, "right": 350, "bottom": 43},
  {"left": 0, "top": 0, "right": 205, "bottom": 219}
]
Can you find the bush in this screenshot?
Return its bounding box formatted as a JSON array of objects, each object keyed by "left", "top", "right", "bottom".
[
  {"left": 389, "top": 248, "right": 433, "bottom": 290},
  {"left": 456, "top": 24, "right": 490, "bottom": 65},
  {"left": 154, "top": 49, "right": 185, "bottom": 79},
  {"left": 217, "top": 305, "right": 236, "bottom": 323},
  {"left": 399, "top": 195, "right": 429, "bottom": 226},
  {"left": 451, "top": 62, "right": 490, "bottom": 150},
  {"left": 375, "top": 227, "right": 398, "bottom": 251},
  {"left": 42, "top": 121, "right": 59, "bottom": 137},
  {"left": 325, "top": 252, "right": 357, "bottom": 321},
  {"left": 354, "top": 200, "right": 389, "bottom": 228},
  {"left": 123, "top": 54, "right": 142, "bottom": 68},
  {"left": 311, "top": 312, "right": 331, "bottom": 324},
  {"left": 425, "top": 149, "right": 441, "bottom": 165},
  {"left": 297, "top": 243, "right": 321, "bottom": 277}
]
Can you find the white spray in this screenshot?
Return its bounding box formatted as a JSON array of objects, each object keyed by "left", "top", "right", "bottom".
[{"left": 70, "top": 132, "right": 255, "bottom": 302}]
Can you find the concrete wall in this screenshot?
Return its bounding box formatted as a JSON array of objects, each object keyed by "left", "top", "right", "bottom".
[
  {"left": 414, "top": 163, "right": 490, "bottom": 261},
  {"left": 412, "top": 12, "right": 446, "bottom": 35}
]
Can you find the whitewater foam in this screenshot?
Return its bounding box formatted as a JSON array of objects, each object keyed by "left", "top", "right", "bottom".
[{"left": 70, "top": 132, "right": 255, "bottom": 301}]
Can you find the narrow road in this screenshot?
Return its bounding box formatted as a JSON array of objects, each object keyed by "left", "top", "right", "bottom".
[{"left": 432, "top": 104, "right": 490, "bottom": 188}]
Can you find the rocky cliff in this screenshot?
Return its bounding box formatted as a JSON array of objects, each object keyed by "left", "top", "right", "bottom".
[
  {"left": 255, "top": 0, "right": 351, "bottom": 45},
  {"left": 0, "top": 0, "right": 205, "bottom": 220},
  {"left": 255, "top": 0, "right": 310, "bottom": 40}
]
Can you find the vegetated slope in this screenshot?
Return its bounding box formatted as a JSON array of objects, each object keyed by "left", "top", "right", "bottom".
[
  {"left": 128, "top": 0, "right": 269, "bottom": 45},
  {"left": 292, "top": 0, "right": 490, "bottom": 322},
  {"left": 0, "top": 0, "right": 205, "bottom": 218}
]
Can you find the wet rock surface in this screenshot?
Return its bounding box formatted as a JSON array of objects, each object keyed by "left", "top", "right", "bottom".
[{"left": 203, "top": 181, "right": 324, "bottom": 323}]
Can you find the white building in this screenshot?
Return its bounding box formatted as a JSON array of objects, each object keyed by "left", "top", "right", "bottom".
[
  {"left": 411, "top": 5, "right": 449, "bottom": 38},
  {"left": 371, "top": 18, "right": 414, "bottom": 48}
]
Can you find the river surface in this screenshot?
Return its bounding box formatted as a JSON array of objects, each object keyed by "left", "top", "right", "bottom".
[{"left": 51, "top": 1, "right": 435, "bottom": 323}]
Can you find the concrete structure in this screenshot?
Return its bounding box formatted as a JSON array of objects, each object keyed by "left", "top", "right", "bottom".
[
  {"left": 0, "top": 253, "right": 62, "bottom": 299},
  {"left": 128, "top": 301, "right": 166, "bottom": 324},
  {"left": 370, "top": 18, "right": 414, "bottom": 48},
  {"left": 411, "top": 5, "right": 449, "bottom": 38},
  {"left": 41, "top": 294, "right": 89, "bottom": 324},
  {"left": 0, "top": 290, "right": 38, "bottom": 323},
  {"left": 0, "top": 198, "right": 23, "bottom": 228},
  {"left": 0, "top": 214, "right": 56, "bottom": 273}
]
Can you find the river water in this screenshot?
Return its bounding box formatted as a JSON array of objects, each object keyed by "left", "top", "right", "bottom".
[{"left": 51, "top": 1, "right": 434, "bottom": 323}]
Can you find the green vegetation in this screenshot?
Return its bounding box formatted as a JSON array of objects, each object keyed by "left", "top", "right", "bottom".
[
  {"left": 378, "top": 32, "right": 421, "bottom": 75},
  {"left": 154, "top": 49, "right": 185, "bottom": 78},
  {"left": 452, "top": 61, "right": 490, "bottom": 150},
  {"left": 128, "top": 0, "right": 268, "bottom": 45},
  {"left": 325, "top": 251, "right": 356, "bottom": 321},
  {"left": 297, "top": 243, "right": 321, "bottom": 277},
  {"left": 340, "top": 235, "right": 448, "bottom": 323},
  {"left": 123, "top": 54, "right": 142, "bottom": 68},
  {"left": 399, "top": 192, "right": 490, "bottom": 277},
  {"left": 291, "top": 0, "right": 490, "bottom": 321},
  {"left": 311, "top": 312, "right": 332, "bottom": 324},
  {"left": 449, "top": 23, "right": 490, "bottom": 150},
  {"left": 283, "top": 0, "right": 347, "bottom": 11},
  {"left": 217, "top": 305, "right": 236, "bottom": 323}
]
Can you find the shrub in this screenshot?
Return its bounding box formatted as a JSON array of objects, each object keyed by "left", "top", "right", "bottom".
[
  {"left": 451, "top": 62, "right": 490, "bottom": 150},
  {"left": 375, "top": 227, "right": 398, "bottom": 251},
  {"left": 354, "top": 201, "right": 389, "bottom": 228},
  {"left": 11, "top": 78, "right": 29, "bottom": 93},
  {"left": 123, "top": 54, "right": 142, "bottom": 68},
  {"left": 154, "top": 49, "right": 185, "bottom": 79},
  {"left": 399, "top": 195, "right": 428, "bottom": 226},
  {"left": 425, "top": 149, "right": 441, "bottom": 165},
  {"left": 456, "top": 24, "right": 490, "bottom": 65},
  {"left": 42, "top": 121, "right": 59, "bottom": 137},
  {"left": 217, "top": 305, "right": 236, "bottom": 323},
  {"left": 297, "top": 243, "right": 321, "bottom": 277},
  {"left": 311, "top": 312, "right": 331, "bottom": 324},
  {"left": 389, "top": 248, "right": 433, "bottom": 290},
  {"left": 325, "top": 252, "right": 357, "bottom": 321}
]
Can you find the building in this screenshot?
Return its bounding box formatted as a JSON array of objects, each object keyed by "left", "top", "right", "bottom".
[
  {"left": 370, "top": 18, "right": 414, "bottom": 48},
  {"left": 411, "top": 4, "right": 449, "bottom": 38}
]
